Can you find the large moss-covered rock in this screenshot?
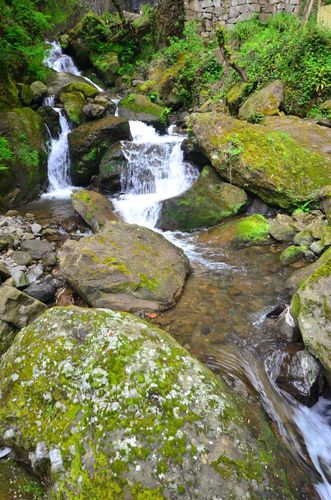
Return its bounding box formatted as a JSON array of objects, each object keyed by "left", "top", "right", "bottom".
[
  {"left": 46, "top": 71, "right": 93, "bottom": 96},
  {"left": 71, "top": 189, "right": 119, "bottom": 231},
  {"left": 0, "top": 78, "right": 20, "bottom": 111},
  {"left": 0, "top": 306, "right": 308, "bottom": 497},
  {"left": 60, "top": 81, "right": 98, "bottom": 99},
  {"left": 238, "top": 80, "right": 284, "bottom": 121},
  {"left": 199, "top": 214, "right": 271, "bottom": 248},
  {"left": 156, "top": 166, "right": 247, "bottom": 231},
  {"left": 59, "top": 220, "right": 190, "bottom": 312},
  {"left": 91, "top": 52, "right": 120, "bottom": 86},
  {"left": 68, "top": 115, "right": 131, "bottom": 185},
  {"left": 190, "top": 112, "right": 331, "bottom": 209},
  {"left": 291, "top": 248, "right": 331, "bottom": 377},
  {"left": 0, "top": 108, "right": 47, "bottom": 207},
  {"left": 118, "top": 94, "right": 167, "bottom": 129}
]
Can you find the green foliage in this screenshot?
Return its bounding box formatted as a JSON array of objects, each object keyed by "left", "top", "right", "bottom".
[
  {"left": 226, "top": 13, "right": 331, "bottom": 115},
  {"left": 156, "top": 22, "right": 223, "bottom": 106},
  {"left": 0, "top": 136, "right": 13, "bottom": 171}
]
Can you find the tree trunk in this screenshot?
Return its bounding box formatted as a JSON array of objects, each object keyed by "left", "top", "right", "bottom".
[
  {"left": 302, "top": 0, "right": 315, "bottom": 25},
  {"left": 215, "top": 24, "right": 248, "bottom": 83}
]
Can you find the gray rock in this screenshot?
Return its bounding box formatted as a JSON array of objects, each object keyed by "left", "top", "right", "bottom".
[
  {"left": 21, "top": 240, "right": 53, "bottom": 260},
  {"left": 59, "top": 220, "right": 190, "bottom": 312},
  {"left": 269, "top": 214, "right": 297, "bottom": 242},
  {"left": 10, "top": 268, "right": 29, "bottom": 288},
  {"left": 82, "top": 103, "right": 105, "bottom": 120},
  {"left": 12, "top": 251, "right": 33, "bottom": 266},
  {"left": 30, "top": 223, "right": 42, "bottom": 235},
  {"left": 0, "top": 285, "right": 46, "bottom": 329},
  {"left": 26, "top": 264, "right": 44, "bottom": 284}
]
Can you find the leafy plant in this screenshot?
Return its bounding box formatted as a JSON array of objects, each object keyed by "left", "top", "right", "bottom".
[{"left": 0, "top": 136, "right": 13, "bottom": 171}]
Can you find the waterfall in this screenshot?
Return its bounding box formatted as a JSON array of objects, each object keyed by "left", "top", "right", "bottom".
[
  {"left": 45, "top": 40, "right": 81, "bottom": 75},
  {"left": 112, "top": 121, "right": 198, "bottom": 228}
]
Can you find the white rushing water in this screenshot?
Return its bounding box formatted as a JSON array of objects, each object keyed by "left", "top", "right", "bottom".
[{"left": 112, "top": 121, "right": 198, "bottom": 228}]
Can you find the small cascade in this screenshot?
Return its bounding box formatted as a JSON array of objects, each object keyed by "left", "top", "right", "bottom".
[
  {"left": 42, "top": 105, "right": 74, "bottom": 199},
  {"left": 45, "top": 41, "right": 104, "bottom": 91},
  {"left": 112, "top": 121, "right": 198, "bottom": 228},
  {"left": 45, "top": 41, "right": 81, "bottom": 75}
]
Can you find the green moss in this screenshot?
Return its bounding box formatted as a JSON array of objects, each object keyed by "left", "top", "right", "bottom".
[
  {"left": 280, "top": 245, "right": 307, "bottom": 266},
  {"left": 60, "top": 92, "right": 85, "bottom": 124},
  {"left": 138, "top": 273, "right": 160, "bottom": 291},
  {"left": 61, "top": 82, "right": 98, "bottom": 98},
  {"left": 120, "top": 94, "right": 164, "bottom": 118},
  {"left": 235, "top": 214, "right": 270, "bottom": 244}
]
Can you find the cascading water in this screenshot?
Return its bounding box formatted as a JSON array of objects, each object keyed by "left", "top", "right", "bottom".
[
  {"left": 45, "top": 40, "right": 81, "bottom": 75},
  {"left": 112, "top": 121, "right": 198, "bottom": 228}
]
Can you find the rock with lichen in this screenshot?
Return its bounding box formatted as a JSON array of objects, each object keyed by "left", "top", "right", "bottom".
[
  {"left": 189, "top": 113, "right": 331, "bottom": 210},
  {"left": 291, "top": 247, "right": 331, "bottom": 379},
  {"left": 71, "top": 189, "right": 118, "bottom": 232},
  {"left": 0, "top": 306, "right": 309, "bottom": 498},
  {"left": 238, "top": 80, "right": 284, "bottom": 121},
  {"left": 59, "top": 220, "right": 190, "bottom": 312}
]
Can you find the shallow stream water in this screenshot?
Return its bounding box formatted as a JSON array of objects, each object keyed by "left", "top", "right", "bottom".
[{"left": 3, "top": 42, "right": 331, "bottom": 498}]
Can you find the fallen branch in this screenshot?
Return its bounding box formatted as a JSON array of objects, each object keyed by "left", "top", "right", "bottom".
[{"left": 215, "top": 23, "right": 248, "bottom": 83}]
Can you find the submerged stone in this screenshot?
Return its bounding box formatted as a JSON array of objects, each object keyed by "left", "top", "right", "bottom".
[
  {"left": 59, "top": 221, "right": 190, "bottom": 312},
  {"left": 156, "top": 166, "right": 247, "bottom": 231},
  {"left": 0, "top": 307, "right": 309, "bottom": 497}
]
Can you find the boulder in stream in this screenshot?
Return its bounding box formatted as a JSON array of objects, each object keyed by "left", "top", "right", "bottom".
[
  {"left": 0, "top": 306, "right": 310, "bottom": 497},
  {"left": 156, "top": 166, "right": 248, "bottom": 231},
  {"left": 59, "top": 220, "right": 190, "bottom": 312},
  {"left": 238, "top": 80, "right": 284, "bottom": 121},
  {"left": 71, "top": 189, "right": 119, "bottom": 231},
  {"left": 189, "top": 113, "right": 331, "bottom": 209},
  {"left": 68, "top": 115, "right": 132, "bottom": 185},
  {"left": 118, "top": 94, "right": 167, "bottom": 131},
  {"left": 199, "top": 214, "right": 271, "bottom": 248}
]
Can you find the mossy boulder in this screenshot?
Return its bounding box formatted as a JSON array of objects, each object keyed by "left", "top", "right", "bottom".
[
  {"left": 0, "top": 306, "right": 308, "bottom": 497},
  {"left": 59, "top": 91, "right": 85, "bottom": 125},
  {"left": 0, "top": 460, "right": 44, "bottom": 499},
  {"left": 0, "top": 108, "right": 47, "bottom": 207},
  {"left": 291, "top": 248, "right": 331, "bottom": 378},
  {"left": 190, "top": 112, "right": 331, "bottom": 210},
  {"left": 199, "top": 214, "right": 271, "bottom": 248},
  {"left": 156, "top": 166, "right": 247, "bottom": 231},
  {"left": 71, "top": 189, "right": 119, "bottom": 232},
  {"left": 46, "top": 71, "right": 93, "bottom": 97},
  {"left": 280, "top": 245, "right": 308, "bottom": 266},
  {"left": 91, "top": 52, "right": 120, "bottom": 86},
  {"left": 118, "top": 94, "right": 167, "bottom": 130},
  {"left": 68, "top": 115, "right": 132, "bottom": 185},
  {"left": 30, "top": 81, "right": 48, "bottom": 104},
  {"left": 238, "top": 80, "right": 284, "bottom": 121},
  {"left": 38, "top": 106, "right": 61, "bottom": 139},
  {"left": 60, "top": 81, "right": 98, "bottom": 98},
  {"left": 59, "top": 220, "right": 190, "bottom": 312},
  {"left": 0, "top": 77, "right": 20, "bottom": 111}
]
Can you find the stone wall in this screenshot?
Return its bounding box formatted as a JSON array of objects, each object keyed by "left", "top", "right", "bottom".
[{"left": 184, "top": 0, "right": 301, "bottom": 35}]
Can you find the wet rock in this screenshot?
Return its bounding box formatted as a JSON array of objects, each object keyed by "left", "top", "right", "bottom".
[
  {"left": 244, "top": 197, "right": 277, "bottom": 218},
  {"left": 20, "top": 239, "right": 53, "bottom": 260},
  {"left": 0, "top": 306, "right": 309, "bottom": 497},
  {"left": 157, "top": 166, "right": 247, "bottom": 231},
  {"left": 238, "top": 80, "right": 284, "bottom": 121},
  {"left": 199, "top": 214, "right": 271, "bottom": 249},
  {"left": 59, "top": 91, "right": 85, "bottom": 125},
  {"left": 293, "top": 229, "right": 315, "bottom": 247},
  {"left": 30, "top": 223, "right": 42, "bottom": 235},
  {"left": 189, "top": 113, "right": 331, "bottom": 209},
  {"left": 118, "top": 94, "right": 167, "bottom": 131},
  {"left": 46, "top": 71, "right": 91, "bottom": 96},
  {"left": 59, "top": 221, "right": 190, "bottom": 312},
  {"left": 267, "top": 348, "right": 325, "bottom": 406},
  {"left": 0, "top": 320, "right": 16, "bottom": 356},
  {"left": 181, "top": 136, "right": 210, "bottom": 168},
  {"left": 68, "top": 115, "right": 132, "bottom": 185},
  {"left": 24, "top": 276, "right": 60, "bottom": 303},
  {"left": 91, "top": 51, "right": 120, "bottom": 85},
  {"left": 267, "top": 306, "right": 301, "bottom": 342},
  {"left": 97, "top": 142, "right": 128, "bottom": 194},
  {"left": 280, "top": 245, "right": 308, "bottom": 266},
  {"left": 26, "top": 264, "right": 44, "bottom": 284},
  {"left": 10, "top": 268, "right": 29, "bottom": 288},
  {"left": 0, "top": 285, "right": 46, "bottom": 329},
  {"left": 291, "top": 247, "right": 331, "bottom": 379},
  {"left": 71, "top": 189, "right": 119, "bottom": 232},
  {"left": 269, "top": 214, "right": 298, "bottom": 242},
  {"left": 38, "top": 106, "right": 61, "bottom": 138}
]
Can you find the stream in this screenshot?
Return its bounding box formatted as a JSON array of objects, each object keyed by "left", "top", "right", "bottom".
[{"left": 5, "top": 41, "right": 331, "bottom": 498}]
